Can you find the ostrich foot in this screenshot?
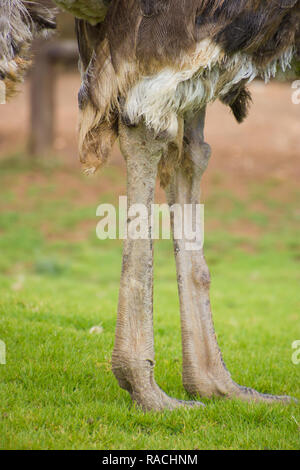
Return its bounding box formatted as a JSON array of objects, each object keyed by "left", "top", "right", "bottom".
[
  {"left": 113, "top": 358, "right": 205, "bottom": 412},
  {"left": 183, "top": 373, "right": 295, "bottom": 404}
]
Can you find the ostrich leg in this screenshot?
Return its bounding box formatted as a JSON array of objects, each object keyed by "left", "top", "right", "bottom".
[
  {"left": 166, "top": 108, "right": 293, "bottom": 403},
  {"left": 112, "top": 120, "right": 204, "bottom": 411}
]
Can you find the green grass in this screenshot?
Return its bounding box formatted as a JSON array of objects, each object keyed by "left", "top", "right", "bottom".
[{"left": 0, "top": 155, "right": 299, "bottom": 449}]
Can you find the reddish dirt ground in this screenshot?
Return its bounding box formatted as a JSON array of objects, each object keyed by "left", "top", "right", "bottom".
[{"left": 0, "top": 72, "right": 299, "bottom": 199}]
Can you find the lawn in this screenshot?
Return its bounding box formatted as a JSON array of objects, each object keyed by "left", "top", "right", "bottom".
[{"left": 0, "top": 154, "right": 299, "bottom": 450}]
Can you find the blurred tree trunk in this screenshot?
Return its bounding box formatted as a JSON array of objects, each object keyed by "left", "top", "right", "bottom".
[
  {"left": 29, "top": 38, "right": 56, "bottom": 157},
  {"left": 28, "top": 39, "right": 78, "bottom": 158}
]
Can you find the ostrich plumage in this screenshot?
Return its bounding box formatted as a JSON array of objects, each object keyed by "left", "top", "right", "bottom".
[
  {"left": 74, "top": 0, "right": 300, "bottom": 179},
  {"left": 1, "top": 2, "right": 299, "bottom": 175}
]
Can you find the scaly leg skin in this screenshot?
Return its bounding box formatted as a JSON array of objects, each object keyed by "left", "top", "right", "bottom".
[
  {"left": 165, "top": 108, "right": 294, "bottom": 404},
  {"left": 112, "top": 119, "right": 204, "bottom": 411}
]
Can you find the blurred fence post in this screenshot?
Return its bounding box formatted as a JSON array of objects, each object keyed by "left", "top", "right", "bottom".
[{"left": 29, "top": 40, "right": 79, "bottom": 157}]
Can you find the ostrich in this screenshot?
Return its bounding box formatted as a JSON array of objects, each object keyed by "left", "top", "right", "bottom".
[{"left": 1, "top": 0, "right": 299, "bottom": 411}]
